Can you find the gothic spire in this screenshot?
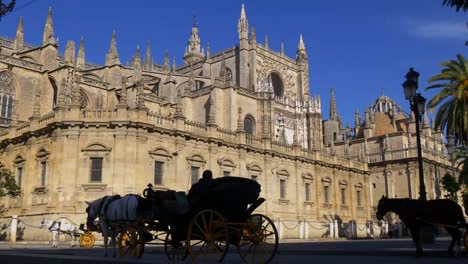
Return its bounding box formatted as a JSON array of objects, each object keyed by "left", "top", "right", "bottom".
[
  {"left": 133, "top": 45, "right": 142, "bottom": 83},
  {"left": 264, "top": 35, "right": 269, "bottom": 49},
  {"left": 280, "top": 41, "right": 285, "bottom": 56},
  {"left": 105, "top": 31, "right": 121, "bottom": 66},
  {"left": 250, "top": 26, "right": 256, "bottom": 44},
  {"left": 64, "top": 40, "right": 75, "bottom": 65},
  {"left": 76, "top": 37, "right": 85, "bottom": 69},
  {"left": 183, "top": 16, "right": 204, "bottom": 65},
  {"left": 14, "top": 16, "right": 24, "bottom": 51},
  {"left": 163, "top": 49, "right": 170, "bottom": 72},
  {"left": 206, "top": 42, "right": 211, "bottom": 59},
  {"left": 296, "top": 34, "right": 308, "bottom": 62},
  {"left": 42, "top": 7, "right": 57, "bottom": 46},
  {"left": 298, "top": 34, "right": 306, "bottom": 51},
  {"left": 329, "top": 87, "right": 338, "bottom": 120},
  {"left": 143, "top": 40, "right": 153, "bottom": 70},
  {"left": 172, "top": 56, "right": 177, "bottom": 72},
  {"left": 238, "top": 3, "right": 249, "bottom": 40}
]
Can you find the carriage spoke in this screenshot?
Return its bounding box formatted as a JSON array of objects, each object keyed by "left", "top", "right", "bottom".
[
  {"left": 208, "top": 211, "right": 214, "bottom": 232},
  {"left": 194, "top": 221, "right": 206, "bottom": 237}
]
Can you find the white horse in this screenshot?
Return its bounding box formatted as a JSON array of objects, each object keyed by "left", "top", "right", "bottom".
[
  {"left": 85, "top": 194, "right": 143, "bottom": 257},
  {"left": 40, "top": 218, "right": 78, "bottom": 248}
]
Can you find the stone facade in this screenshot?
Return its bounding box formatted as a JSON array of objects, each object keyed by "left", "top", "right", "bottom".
[
  {"left": 322, "top": 94, "right": 458, "bottom": 222},
  {"left": 0, "top": 5, "right": 382, "bottom": 241}
]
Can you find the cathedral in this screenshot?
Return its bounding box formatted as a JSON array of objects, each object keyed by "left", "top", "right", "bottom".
[{"left": 0, "top": 5, "right": 455, "bottom": 241}]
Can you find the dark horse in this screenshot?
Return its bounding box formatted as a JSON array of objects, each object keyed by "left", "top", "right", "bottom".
[{"left": 376, "top": 195, "right": 467, "bottom": 257}]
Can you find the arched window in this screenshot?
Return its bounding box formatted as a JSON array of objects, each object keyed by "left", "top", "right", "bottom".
[
  {"left": 269, "top": 72, "right": 283, "bottom": 97},
  {"left": 0, "top": 71, "right": 15, "bottom": 119},
  {"left": 49, "top": 77, "right": 58, "bottom": 108},
  {"left": 244, "top": 115, "right": 255, "bottom": 136},
  {"left": 226, "top": 68, "right": 232, "bottom": 81}
]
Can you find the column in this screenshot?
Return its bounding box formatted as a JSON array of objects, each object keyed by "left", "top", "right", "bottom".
[{"left": 10, "top": 215, "right": 18, "bottom": 243}]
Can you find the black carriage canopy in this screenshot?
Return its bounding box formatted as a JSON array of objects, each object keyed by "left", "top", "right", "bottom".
[{"left": 188, "top": 176, "right": 262, "bottom": 221}]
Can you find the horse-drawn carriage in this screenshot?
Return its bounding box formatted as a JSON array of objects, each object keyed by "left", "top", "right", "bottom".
[{"left": 87, "top": 176, "right": 278, "bottom": 263}]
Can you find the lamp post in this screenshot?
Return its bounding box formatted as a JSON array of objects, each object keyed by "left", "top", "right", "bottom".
[{"left": 402, "top": 68, "right": 427, "bottom": 201}]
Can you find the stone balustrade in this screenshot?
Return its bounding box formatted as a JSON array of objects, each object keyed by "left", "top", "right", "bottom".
[{"left": 0, "top": 108, "right": 368, "bottom": 172}]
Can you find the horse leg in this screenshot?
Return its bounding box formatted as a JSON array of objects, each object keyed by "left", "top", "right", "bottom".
[
  {"left": 70, "top": 233, "right": 76, "bottom": 247},
  {"left": 111, "top": 230, "right": 117, "bottom": 258},
  {"left": 409, "top": 226, "right": 422, "bottom": 257},
  {"left": 52, "top": 231, "right": 58, "bottom": 248},
  {"left": 103, "top": 234, "right": 109, "bottom": 257},
  {"left": 445, "top": 227, "right": 460, "bottom": 257}
]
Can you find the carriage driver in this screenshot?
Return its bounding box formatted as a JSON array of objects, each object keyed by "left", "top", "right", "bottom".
[{"left": 188, "top": 169, "right": 213, "bottom": 206}]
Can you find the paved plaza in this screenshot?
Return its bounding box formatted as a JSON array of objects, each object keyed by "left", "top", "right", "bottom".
[{"left": 0, "top": 238, "right": 466, "bottom": 264}]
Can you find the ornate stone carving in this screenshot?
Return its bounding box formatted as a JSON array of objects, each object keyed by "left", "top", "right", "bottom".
[{"left": 255, "top": 56, "right": 295, "bottom": 95}]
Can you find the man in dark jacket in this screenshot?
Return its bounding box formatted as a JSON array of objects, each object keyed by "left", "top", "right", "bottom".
[{"left": 188, "top": 170, "right": 213, "bottom": 206}]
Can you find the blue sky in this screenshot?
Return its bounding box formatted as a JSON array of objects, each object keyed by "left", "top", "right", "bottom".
[{"left": 1, "top": 0, "right": 466, "bottom": 125}]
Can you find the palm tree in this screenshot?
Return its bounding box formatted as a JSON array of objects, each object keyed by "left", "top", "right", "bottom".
[
  {"left": 425, "top": 54, "right": 468, "bottom": 146},
  {"left": 442, "top": 0, "right": 468, "bottom": 11}
]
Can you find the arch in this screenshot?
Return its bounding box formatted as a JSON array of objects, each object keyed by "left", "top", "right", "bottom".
[
  {"left": 246, "top": 162, "right": 263, "bottom": 173},
  {"left": 80, "top": 88, "right": 91, "bottom": 109},
  {"left": 0, "top": 70, "right": 17, "bottom": 119},
  {"left": 149, "top": 147, "right": 172, "bottom": 158},
  {"left": 186, "top": 153, "right": 206, "bottom": 164},
  {"left": 14, "top": 154, "right": 25, "bottom": 164},
  {"left": 226, "top": 67, "right": 232, "bottom": 81},
  {"left": 83, "top": 73, "right": 103, "bottom": 81},
  {"left": 277, "top": 169, "right": 290, "bottom": 177},
  {"left": 321, "top": 176, "right": 332, "bottom": 183},
  {"left": 339, "top": 179, "right": 348, "bottom": 186},
  {"left": 19, "top": 56, "right": 38, "bottom": 63},
  {"left": 302, "top": 172, "right": 314, "bottom": 180},
  {"left": 268, "top": 72, "right": 284, "bottom": 97},
  {"left": 48, "top": 76, "right": 59, "bottom": 108},
  {"left": 244, "top": 114, "right": 256, "bottom": 136},
  {"left": 82, "top": 142, "right": 112, "bottom": 152},
  {"left": 217, "top": 157, "right": 236, "bottom": 168},
  {"left": 35, "top": 147, "right": 51, "bottom": 159}
]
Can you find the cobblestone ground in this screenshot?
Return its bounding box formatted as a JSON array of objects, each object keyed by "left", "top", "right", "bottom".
[{"left": 0, "top": 238, "right": 466, "bottom": 264}]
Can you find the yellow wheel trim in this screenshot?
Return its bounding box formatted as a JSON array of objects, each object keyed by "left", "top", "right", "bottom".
[
  {"left": 79, "top": 232, "right": 95, "bottom": 248},
  {"left": 118, "top": 226, "right": 144, "bottom": 257},
  {"left": 187, "top": 210, "right": 228, "bottom": 262}
]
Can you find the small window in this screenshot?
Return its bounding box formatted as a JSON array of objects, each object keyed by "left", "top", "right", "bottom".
[
  {"left": 223, "top": 171, "right": 230, "bottom": 177},
  {"left": 90, "top": 157, "right": 103, "bottom": 182},
  {"left": 341, "top": 188, "right": 346, "bottom": 205},
  {"left": 154, "top": 161, "right": 164, "bottom": 185},
  {"left": 280, "top": 179, "right": 286, "bottom": 199},
  {"left": 357, "top": 190, "right": 362, "bottom": 207},
  {"left": 17, "top": 167, "right": 23, "bottom": 187},
  {"left": 372, "top": 183, "right": 376, "bottom": 189},
  {"left": 191, "top": 166, "right": 199, "bottom": 185},
  {"left": 40, "top": 161, "right": 47, "bottom": 187},
  {"left": 324, "top": 185, "right": 330, "bottom": 203},
  {"left": 244, "top": 116, "right": 255, "bottom": 136},
  {"left": 305, "top": 183, "right": 311, "bottom": 201}
]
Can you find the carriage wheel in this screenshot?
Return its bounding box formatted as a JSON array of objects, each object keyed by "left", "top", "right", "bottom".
[
  {"left": 237, "top": 214, "right": 279, "bottom": 264},
  {"left": 79, "top": 232, "right": 95, "bottom": 248},
  {"left": 164, "top": 231, "right": 188, "bottom": 261},
  {"left": 187, "top": 210, "right": 229, "bottom": 263},
  {"left": 118, "top": 225, "right": 145, "bottom": 258},
  {"left": 464, "top": 230, "right": 468, "bottom": 253}
]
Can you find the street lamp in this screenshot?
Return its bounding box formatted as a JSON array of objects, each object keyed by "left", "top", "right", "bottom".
[{"left": 402, "top": 67, "right": 427, "bottom": 201}]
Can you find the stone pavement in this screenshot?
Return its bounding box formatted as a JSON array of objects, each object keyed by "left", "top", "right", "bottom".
[{"left": 0, "top": 237, "right": 466, "bottom": 264}]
